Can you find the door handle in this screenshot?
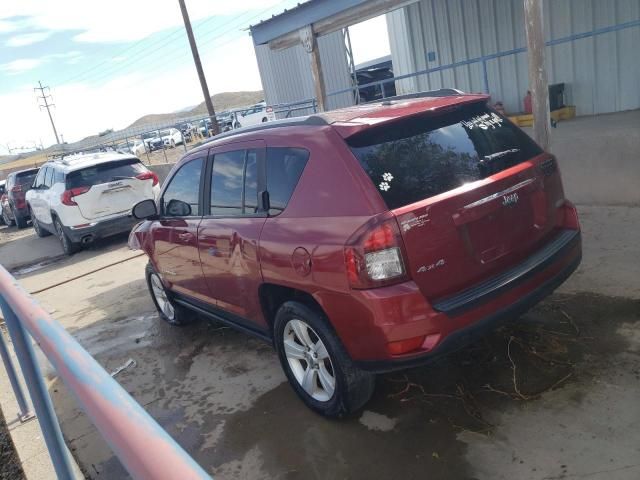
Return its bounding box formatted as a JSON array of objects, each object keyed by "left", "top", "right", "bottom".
[{"left": 177, "top": 232, "right": 194, "bottom": 242}]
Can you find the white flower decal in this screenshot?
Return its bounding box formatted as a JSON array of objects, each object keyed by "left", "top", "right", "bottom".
[
  {"left": 379, "top": 181, "right": 390, "bottom": 191},
  {"left": 382, "top": 172, "right": 394, "bottom": 182}
]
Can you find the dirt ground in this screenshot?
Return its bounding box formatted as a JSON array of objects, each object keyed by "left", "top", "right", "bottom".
[
  {"left": 1, "top": 205, "right": 639, "bottom": 480},
  {"left": 0, "top": 405, "right": 25, "bottom": 480}
]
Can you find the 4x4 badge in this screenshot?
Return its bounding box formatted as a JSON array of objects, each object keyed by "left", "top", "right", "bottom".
[{"left": 502, "top": 192, "right": 519, "bottom": 206}]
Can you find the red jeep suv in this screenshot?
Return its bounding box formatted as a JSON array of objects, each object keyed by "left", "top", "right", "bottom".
[{"left": 130, "top": 90, "right": 581, "bottom": 417}]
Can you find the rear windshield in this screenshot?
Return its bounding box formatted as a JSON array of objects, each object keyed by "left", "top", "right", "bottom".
[
  {"left": 348, "top": 103, "right": 543, "bottom": 209},
  {"left": 66, "top": 159, "right": 145, "bottom": 189},
  {"left": 16, "top": 171, "right": 38, "bottom": 186}
]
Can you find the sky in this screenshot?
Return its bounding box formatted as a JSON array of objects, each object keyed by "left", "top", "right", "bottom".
[{"left": 0, "top": 1, "right": 390, "bottom": 155}]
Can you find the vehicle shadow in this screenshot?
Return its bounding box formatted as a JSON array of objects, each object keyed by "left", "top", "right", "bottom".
[
  {"left": 11, "top": 233, "right": 131, "bottom": 280},
  {"left": 44, "top": 289, "right": 640, "bottom": 480}
]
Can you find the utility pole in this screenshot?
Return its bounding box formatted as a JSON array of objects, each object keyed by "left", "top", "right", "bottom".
[
  {"left": 34, "top": 81, "right": 61, "bottom": 145},
  {"left": 178, "top": 0, "right": 218, "bottom": 135},
  {"left": 523, "top": 0, "right": 551, "bottom": 151}
]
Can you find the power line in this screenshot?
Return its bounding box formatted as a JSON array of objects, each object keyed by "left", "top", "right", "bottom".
[
  {"left": 35, "top": 81, "right": 60, "bottom": 144},
  {"left": 52, "top": 0, "right": 291, "bottom": 85}
]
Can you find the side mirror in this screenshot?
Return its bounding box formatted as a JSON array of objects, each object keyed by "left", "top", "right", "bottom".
[
  {"left": 132, "top": 199, "right": 158, "bottom": 219},
  {"left": 165, "top": 199, "right": 192, "bottom": 217}
]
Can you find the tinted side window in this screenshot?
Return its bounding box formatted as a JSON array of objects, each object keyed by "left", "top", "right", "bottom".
[
  {"left": 44, "top": 167, "right": 55, "bottom": 187},
  {"left": 348, "top": 104, "right": 543, "bottom": 209},
  {"left": 162, "top": 158, "right": 203, "bottom": 217},
  {"left": 210, "top": 150, "right": 244, "bottom": 216},
  {"left": 34, "top": 169, "right": 46, "bottom": 188},
  {"left": 266, "top": 147, "right": 309, "bottom": 215}
]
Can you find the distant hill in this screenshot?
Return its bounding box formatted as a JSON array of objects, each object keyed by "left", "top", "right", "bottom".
[{"left": 126, "top": 90, "right": 263, "bottom": 130}]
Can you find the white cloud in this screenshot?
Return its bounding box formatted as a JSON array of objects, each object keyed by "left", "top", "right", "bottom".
[
  {"left": 0, "top": 51, "right": 83, "bottom": 74},
  {"left": 0, "top": 35, "right": 262, "bottom": 147},
  {"left": 6, "top": 31, "right": 52, "bottom": 47},
  {"left": 0, "top": 0, "right": 285, "bottom": 43},
  {"left": 1, "top": 58, "right": 43, "bottom": 74},
  {"left": 0, "top": 17, "right": 23, "bottom": 33}
]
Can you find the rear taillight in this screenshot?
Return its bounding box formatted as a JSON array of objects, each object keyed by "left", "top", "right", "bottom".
[
  {"left": 136, "top": 171, "right": 159, "bottom": 186},
  {"left": 61, "top": 186, "right": 90, "bottom": 206},
  {"left": 345, "top": 216, "right": 408, "bottom": 289}
]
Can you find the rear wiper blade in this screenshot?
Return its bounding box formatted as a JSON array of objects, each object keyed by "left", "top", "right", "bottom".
[
  {"left": 478, "top": 149, "right": 521, "bottom": 179},
  {"left": 482, "top": 148, "right": 520, "bottom": 162}
]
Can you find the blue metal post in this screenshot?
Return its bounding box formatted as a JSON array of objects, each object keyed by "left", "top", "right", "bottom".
[
  {"left": 0, "top": 298, "right": 75, "bottom": 480},
  {"left": 0, "top": 322, "right": 34, "bottom": 421}
]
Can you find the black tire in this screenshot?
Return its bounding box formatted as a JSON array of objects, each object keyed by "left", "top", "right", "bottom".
[
  {"left": 274, "top": 301, "right": 375, "bottom": 418},
  {"left": 30, "top": 209, "right": 51, "bottom": 238},
  {"left": 145, "top": 263, "right": 193, "bottom": 326},
  {"left": 2, "top": 208, "right": 14, "bottom": 226},
  {"left": 54, "top": 217, "right": 80, "bottom": 255},
  {"left": 13, "top": 207, "right": 28, "bottom": 229},
  {"left": 261, "top": 117, "right": 268, "bottom": 123}
]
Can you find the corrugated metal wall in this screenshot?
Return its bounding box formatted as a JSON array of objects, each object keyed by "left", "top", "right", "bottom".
[
  {"left": 254, "top": 30, "right": 355, "bottom": 116},
  {"left": 387, "top": 0, "right": 640, "bottom": 115}
]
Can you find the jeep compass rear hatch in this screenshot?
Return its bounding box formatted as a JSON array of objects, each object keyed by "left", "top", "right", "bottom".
[
  {"left": 65, "top": 159, "right": 157, "bottom": 220},
  {"left": 348, "top": 102, "right": 565, "bottom": 302}
]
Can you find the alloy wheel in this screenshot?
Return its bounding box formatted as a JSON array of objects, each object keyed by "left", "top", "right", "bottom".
[
  {"left": 283, "top": 319, "right": 336, "bottom": 401},
  {"left": 150, "top": 273, "right": 175, "bottom": 321}
]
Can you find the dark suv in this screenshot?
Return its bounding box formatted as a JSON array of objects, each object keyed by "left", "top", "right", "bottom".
[
  {"left": 2, "top": 168, "right": 39, "bottom": 228},
  {"left": 130, "top": 91, "right": 581, "bottom": 417}
]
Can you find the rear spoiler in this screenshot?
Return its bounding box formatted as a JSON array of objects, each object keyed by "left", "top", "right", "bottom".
[{"left": 331, "top": 93, "right": 489, "bottom": 139}]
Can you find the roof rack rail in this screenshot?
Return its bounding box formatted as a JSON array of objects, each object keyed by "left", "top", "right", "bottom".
[
  {"left": 369, "top": 88, "right": 466, "bottom": 103},
  {"left": 200, "top": 115, "right": 328, "bottom": 144}
]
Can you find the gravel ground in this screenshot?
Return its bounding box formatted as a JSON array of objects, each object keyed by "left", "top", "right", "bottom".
[{"left": 0, "top": 406, "right": 25, "bottom": 480}]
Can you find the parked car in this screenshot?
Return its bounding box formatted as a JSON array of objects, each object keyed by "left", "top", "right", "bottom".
[
  {"left": 2, "top": 168, "right": 39, "bottom": 228},
  {"left": 141, "top": 131, "right": 163, "bottom": 152},
  {"left": 234, "top": 102, "right": 275, "bottom": 128},
  {"left": 26, "top": 153, "right": 159, "bottom": 255},
  {"left": 197, "top": 119, "right": 214, "bottom": 137},
  {"left": 129, "top": 140, "right": 146, "bottom": 157},
  {"left": 214, "top": 112, "right": 231, "bottom": 132},
  {"left": 129, "top": 91, "right": 582, "bottom": 417},
  {"left": 160, "top": 128, "right": 183, "bottom": 148},
  {"left": 356, "top": 66, "right": 396, "bottom": 102},
  {"left": 176, "top": 123, "right": 194, "bottom": 142}
]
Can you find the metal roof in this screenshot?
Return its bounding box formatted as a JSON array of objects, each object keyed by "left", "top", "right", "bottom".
[{"left": 250, "top": 0, "right": 369, "bottom": 45}]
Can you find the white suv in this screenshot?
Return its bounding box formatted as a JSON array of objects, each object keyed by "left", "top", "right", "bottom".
[
  {"left": 234, "top": 102, "right": 275, "bottom": 128},
  {"left": 26, "top": 152, "right": 160, "bottom": 255},
  {"left": 160, "top": 128, "right": 183, "bottom": 148}
]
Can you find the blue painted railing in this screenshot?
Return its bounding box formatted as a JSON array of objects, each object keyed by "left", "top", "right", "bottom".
[{"left": 0, "top": 264, "right": 211, "bottom": 480}]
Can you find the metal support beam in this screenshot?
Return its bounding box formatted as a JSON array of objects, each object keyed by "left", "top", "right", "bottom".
[
  {"left": 524, "top": 0, "right": 551, "bottom": 151},
  {"left": 299, "top": 25, "right": 327, "bottom": 112}
]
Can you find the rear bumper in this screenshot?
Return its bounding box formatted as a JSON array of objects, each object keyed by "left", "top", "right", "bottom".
[
  {"left": 357, "top": 249, "right": 581, "bottom": 372},
  {"left": 13, "top": 205, "right": 30, "bottom": 219},
  {"left": 319, "top": 229, "right": 582, "bottom": 372},
  {"left": 64, "top": 214, "right": 139, "bottom": 243}
]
